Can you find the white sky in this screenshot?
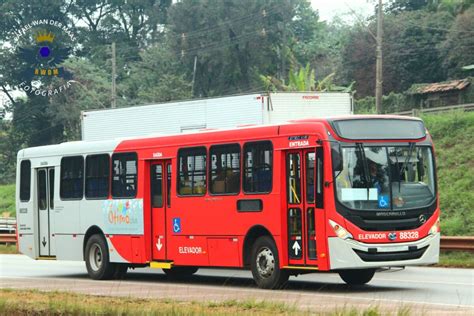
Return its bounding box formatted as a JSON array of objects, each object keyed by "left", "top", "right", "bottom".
[{"left": 311, "top": 0, "right": 374, "bottom": 22}]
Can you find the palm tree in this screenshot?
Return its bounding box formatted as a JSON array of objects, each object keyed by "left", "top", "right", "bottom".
[{"left": 260, "top": 63, "right": 354, "bottom": 92}]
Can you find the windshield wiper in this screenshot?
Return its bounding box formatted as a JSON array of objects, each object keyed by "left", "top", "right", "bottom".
[
  {"left": 399, "top": 142, "right": 416, "bottom": 186},
  {"left": 356, "top": 142, "right": 371, "bottom": 199},
  {"left": 394, "top": 148, "right": 402, "bottom": 192}
]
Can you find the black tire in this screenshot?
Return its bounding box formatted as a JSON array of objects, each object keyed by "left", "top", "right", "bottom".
[
  {"left": 250, "top": 236, "right": 289, "bottom": 289},
  {"left": 85, "top": 234, "right": 116, "bottom": 280},
  {"left": 338, "top": 268, "right": 376, "bottom": 285},
  {"left": 163, "top": 266, "right": 199, "bottom": 279}
]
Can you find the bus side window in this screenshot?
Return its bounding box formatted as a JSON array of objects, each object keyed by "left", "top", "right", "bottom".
[
  {"left": 209, "top": 144, "right": 240, "bottom": 195},
  {"left": 178, "top": 147, "right": 206, "bottom": 196},
  {"left": 60, "top": 156, "right": 84, "bottom": 200},
  {"left": 85, "top": 154, "right": 110, "bottom": 199},
  {"left": 111, "top": 152, "right": 137, "bottom": 198},
  {"left": 243, "top": 141, "right": 273, "bottom": 194},
  {"left": 19, "top": 160, "right": 31, "bottom": 202}
]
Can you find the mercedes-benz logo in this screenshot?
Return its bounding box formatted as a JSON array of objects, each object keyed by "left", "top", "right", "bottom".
[{"left": 419, "top": 214, "right": 427, "bottom": 224}]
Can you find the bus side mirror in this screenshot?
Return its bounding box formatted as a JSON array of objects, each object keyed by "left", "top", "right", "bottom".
[{"left": 331, "top": 143, "right": 343, "bottom": 172}]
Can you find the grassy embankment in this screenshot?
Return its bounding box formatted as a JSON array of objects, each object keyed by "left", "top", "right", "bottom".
[
  {"left": 0, "top": 183, "right": 14, "bottom": 217},
  {"left": 0, "top": 288, "right": 405, "bottom": 316},
  {"left": 422, "top": 111, "right": 474, "bottom": 236}
]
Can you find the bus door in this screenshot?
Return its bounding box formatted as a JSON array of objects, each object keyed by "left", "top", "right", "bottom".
[
  {"left": 286, "top": 149, "right": 322, "bottom": 266},
  {"left": 37, "top": 167, "right": 55, "bottom": 257},
  {"left": 150, "top": 160, "right": 172, "bottom": 260}
]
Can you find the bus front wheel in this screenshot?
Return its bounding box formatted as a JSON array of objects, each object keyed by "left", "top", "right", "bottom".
[
  {"left": 250, "top": 236, "right": 289, "bottom": 289},
  {"left": 85, "top": 234, "right": 116, "bottom": 280},
  {"left": 338, "top": 268, "right": 375, "bottom": 285}
]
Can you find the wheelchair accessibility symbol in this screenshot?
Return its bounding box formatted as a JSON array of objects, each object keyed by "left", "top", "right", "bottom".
[
  {"left": 378, "top": 195, "right": 389, "bottom": 208},
  {"left": 173, "top": 218, "right": 181, "bottom": 233}
]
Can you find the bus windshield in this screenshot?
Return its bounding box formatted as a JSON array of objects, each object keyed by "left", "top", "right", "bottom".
[{"left": 334, "top": 145, "right": 436, "bottom": 211}]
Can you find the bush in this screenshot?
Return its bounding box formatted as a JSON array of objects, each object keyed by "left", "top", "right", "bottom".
[{"left": 354, "top": 92, "right": 406, "bottom": 114}]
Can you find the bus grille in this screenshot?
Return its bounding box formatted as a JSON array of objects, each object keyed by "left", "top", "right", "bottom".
[{"left": 353, "top": 246, "right": 428, "bottom": 262}]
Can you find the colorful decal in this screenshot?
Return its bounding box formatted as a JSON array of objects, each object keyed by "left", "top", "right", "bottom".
[
  {"left": 102, "top": 199, "right": 143, "bottom": 234},
  {"left": 173, "top": 218, "right": 181, "bottom": 233}
]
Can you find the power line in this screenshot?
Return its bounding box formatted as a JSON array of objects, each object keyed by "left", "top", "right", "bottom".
[{"left": 169, "top": 3, "right": 287, "bottom": 40}]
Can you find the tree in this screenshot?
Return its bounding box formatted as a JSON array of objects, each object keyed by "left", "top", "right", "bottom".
[
  {"left": 340, "top": 9, "right": 454, "bottom": 97},
  {"left": 387, "top": 0, "right": 433, "bottom": 12},
  {"left": 441, "top": 7, "right": 474, "bottom": 77},
  {"left": 121, "top": 45, "right": 192, "bottom": 104},
  {"left": 260, "top": 63, "right": 353, "bottom": 92},
  {"left": 47, "top": 57, "right": 112, "bottom": 140},
  {"left": 166, "top": 0, "right": 314, "bottom": 97}
]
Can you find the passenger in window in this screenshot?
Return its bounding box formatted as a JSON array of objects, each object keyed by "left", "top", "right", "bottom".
[
  {"left": 212, "top": 168, "right": 226, "bottom": 193},
  {"left": 368, "top": 161, "right": 384, "bottom": 194}
]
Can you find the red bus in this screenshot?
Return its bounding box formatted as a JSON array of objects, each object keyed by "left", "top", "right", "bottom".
[{"left": 16, "top": 115, "right": 440, "bottom": 288}]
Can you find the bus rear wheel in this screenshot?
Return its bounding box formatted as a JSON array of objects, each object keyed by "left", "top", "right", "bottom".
[
  {"left": 338, "top": 268, "right": 375, "bottom": 285},
  {"left": 250, "top": 236, "right": 289, "bottom": 289},
  {"left": 85, "top": 234, "right": 116, "bottom": 280},
  {"left": 163, "top": 266, "right": 198, "bottom": 279}
]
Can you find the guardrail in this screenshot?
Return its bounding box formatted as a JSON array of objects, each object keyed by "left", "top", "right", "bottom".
[
  {"left": 0, "top": 217, "right": 16, "bottom": 233},
  {"left": 390, "top": 103, "right": 474, "bottom": 116},
  {"left": 0, "top": 233, "right": 16, "bottom": 244},
  {"left": 1, "top": 233, "right": 473, "bottom": 252},
  {"left": 440, "top": 236, "right": 474, "bottom": 252}
]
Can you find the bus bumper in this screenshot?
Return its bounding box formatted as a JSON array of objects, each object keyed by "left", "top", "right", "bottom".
[{"left": 328, "top": 233, "right": 440, "bottom": 270}]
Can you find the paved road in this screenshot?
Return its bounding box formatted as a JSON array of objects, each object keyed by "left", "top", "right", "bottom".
[{"left": 1, "top": 254, "right": 473, "bottom": 314}]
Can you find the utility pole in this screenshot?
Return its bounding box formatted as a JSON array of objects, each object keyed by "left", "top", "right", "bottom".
[
  {"left": 375, "top": 0, "right": 383, "bottom": 114},
  {"left": 111, "top": 42, "right": 117, "bottom": 108},
  {"left": 191, "top": 55, "right": 197, "bottom": 97}
]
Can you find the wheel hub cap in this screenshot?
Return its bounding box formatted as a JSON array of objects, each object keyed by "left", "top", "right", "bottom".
[
  {"left": 89, "top": 244, "right": 102, "bottom": 271},
  {"left": 256, "top": 247, "right": 275, "bottom": 278}
]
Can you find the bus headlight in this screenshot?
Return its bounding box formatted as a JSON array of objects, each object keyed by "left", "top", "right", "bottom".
[
  {"left": 429, "top": 218, "right": 440, "bottom": 235},
  {"left": 329, "top": 220, "right": 353, "bottom": 240}
]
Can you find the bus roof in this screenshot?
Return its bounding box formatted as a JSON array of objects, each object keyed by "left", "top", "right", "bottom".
[{"left": 18, "top": 115, "right": 423, "bottom": 158}]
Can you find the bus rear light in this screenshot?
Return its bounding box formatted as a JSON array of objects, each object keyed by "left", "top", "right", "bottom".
[
  {"left": 329, "top": 220, "right": 353, "bottom": 240},
  {"left": 429, "top": 218, "right": 440, "bottom": 235}
]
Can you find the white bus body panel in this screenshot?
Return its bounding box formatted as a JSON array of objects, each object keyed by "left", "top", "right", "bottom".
[
  {"left": 81, "top": 92, "right": 352, "bottom": 141},
  {"left": 328, "top": 233, "right": 440, "bottom": 270},
  {"left": 16, "top": 140, "right": 120, "bottom": 260}
]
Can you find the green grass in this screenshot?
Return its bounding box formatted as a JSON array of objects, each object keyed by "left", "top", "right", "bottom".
[
  {"left": 0, "top": 184, "right": 15, "bottom": 217},
  {"left": 0, "top": 289, "right": 399, "bottom": 315},
  {"left": 0, "top": 244, "right": 18, "bottom": 254},
  {"left": 438, "top": 251, "right": 474, "bottom": 268},
  {"left": 422, "top": 110, "right": 474, "bottom": 236}
]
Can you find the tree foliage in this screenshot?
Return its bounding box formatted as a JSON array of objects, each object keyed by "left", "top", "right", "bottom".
[
  {"left": 441, "top": 7, "right": 474, "bottom": 77},
  {"left": 0, "top": 0, "right": 473, "bottom": 183}
]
